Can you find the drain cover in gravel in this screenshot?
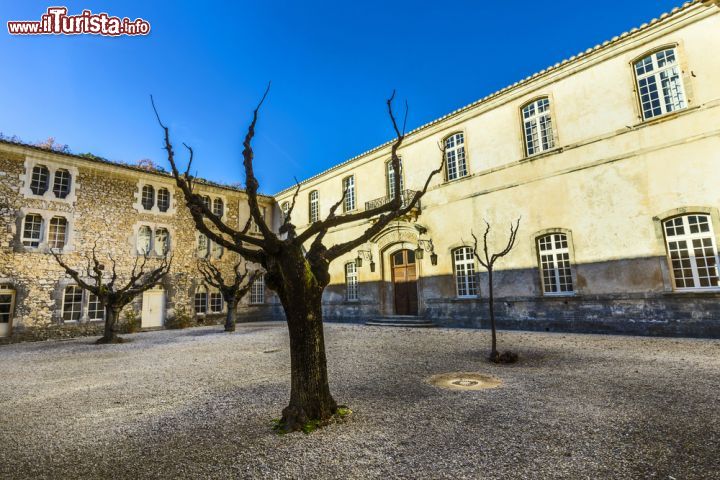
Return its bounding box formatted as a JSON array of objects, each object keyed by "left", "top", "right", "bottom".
[{"left": 428, "top": 372, "right": 501, "bottom": 391}]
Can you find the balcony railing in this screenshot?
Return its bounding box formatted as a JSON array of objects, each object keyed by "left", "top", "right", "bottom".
[{"left": 365, "top": 189, "right": 421, "bottom": 212}]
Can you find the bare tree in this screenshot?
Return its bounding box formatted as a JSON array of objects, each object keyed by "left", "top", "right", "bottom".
[
  {"left": 197, "top": 257, "right": 260, "bottom": 332},
  {"left": 51, "top": 244, "right": 172, "bottom": 344},
  {"left": 152, "top": 86, "right": 444, "bottom": 432},
  {"left": 471, "top": 218, "right": 521, "bottom": 363}
]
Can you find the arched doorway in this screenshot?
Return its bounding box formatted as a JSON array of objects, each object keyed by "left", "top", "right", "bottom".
[{"left": 391, "top": 249, "right": 418, "bottom": 315}]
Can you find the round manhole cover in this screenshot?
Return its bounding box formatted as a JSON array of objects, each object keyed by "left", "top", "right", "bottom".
[{"left": 428, "top": 372, "right": 501, "bottom": 391}]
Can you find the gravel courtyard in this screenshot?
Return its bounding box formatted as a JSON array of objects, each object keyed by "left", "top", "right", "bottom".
[{"left": 0, "top": 322, "right": 718, "bottom": 479}]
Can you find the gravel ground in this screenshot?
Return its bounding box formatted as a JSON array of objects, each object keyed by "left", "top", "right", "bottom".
[{"left": 0, "top": 322, "right": 718, "bottom": 479}]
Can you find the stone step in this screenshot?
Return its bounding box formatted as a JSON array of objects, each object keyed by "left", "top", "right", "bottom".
[{"left": 366, "top": 316, "right": 436, "bottom": 328}]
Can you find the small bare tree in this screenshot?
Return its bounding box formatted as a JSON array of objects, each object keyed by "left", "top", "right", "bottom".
[
  {"left": 471, "top": 218, "right": 521, "bottom": 363},
  {"left": 51, "top": 245, "right": 172, "bottom": 344},
  {"left": 153, "top": 87, "right": 444, "bottom": 431},
  {"left": 197, "top": 258, "right": 260, "bottom": 332}
]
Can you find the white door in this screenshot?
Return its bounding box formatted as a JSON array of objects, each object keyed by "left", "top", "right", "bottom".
[
  {"left": 0, "top": 289, "right": 15, "bottom": 338},
  {"left": 141, "top": 288, "right": 165, "bottom": 328}
]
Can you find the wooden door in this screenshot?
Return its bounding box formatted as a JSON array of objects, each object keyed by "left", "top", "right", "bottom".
[
  {"left": 0, "top": 288, "right": 15, "bottom": 337},
  {"left": 141, "top": 288, "right": 165, "bottom": 328},
  {"left": 392, "top": 249, "right": 418, "bottom": 315}
]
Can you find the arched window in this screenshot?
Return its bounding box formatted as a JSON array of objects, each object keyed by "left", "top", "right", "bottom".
[
  {"left": 309, "top": 190, "right": 319, "bottom": 223},
  {"left": 157, "top": 187, "right": 170, "bottom": 212},
  {"left": 48, "top": 216, "right": 68, "bottom": 250},
  {"left": 154, "top": 228, "right": 169, "bottom": 256},
  {"left": 88, "top": 294, "right": 104, "bottom": 321},
  {"left": 453, "top": 247, "right": 477, "bottom": 297},
  {"left": 663, "top": 214, "right": 719, "bottom": 289},
  {"left": 345, "top": 262, "right": 358, "bottom": 301},
  {"left": 62, "top": 285, "right": 83, "bottom": 322},
  {"left": 30, "top": 165, "right": 50, "bottom": 195},
  {"left": 522, "top": 97, "right": 554, "bottom": 156},
  {"left": 194, "top": 286, "right": 208, "bottom": 314},
  {"left": 137, "top": 226, "right": 152, "bottom": 254},
  {"left": 209, "top": 291, "right": 224, "bottom": 313},
  {"left": 444, "top": 133, "right": 467, "bottom": 181},
  {"left": 386, "top": 159, "right": 404, "bottom": 199},
  {"left": 22, "top": 214, "right": 43, "bottom": 247},
  {"left": 212, "top": 197, "right": 224, "bottom": 217},
  {"left": 537, "top": 233, "right": 574, "bottom": 295},
  {"left": 342, "top": 176, "right": 356, "bottom": 212},
  {"left": 53, "top": 169, "right": 72, "bottom": 199},
  {"left": 141, "top": 185, "right": 155, "bottom": 210},
  {"left": 634, "top": 48, "right": 686, "bottom": 120},
  {"left": 197, "top": 233, "right": 209, "bottom": 258},
  {"left": 250, "top": 274, "right": 265, "bottom": 304}
]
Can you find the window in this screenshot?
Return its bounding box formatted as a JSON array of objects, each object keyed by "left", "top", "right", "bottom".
[
  {"left": 445, "top": 133, "right": 467, "bottom": 181},
  {"left": 309, "top": 190, "right": 319, "bottom": 223},
  {"left": 342, "top": 176, "right": 356, "bottom": 212},
  {"left": 194, "top": 286, "right": 208, "bottom": 314},
  {"left": 202, "top": 196, "right": 211, "bottom": 210},
  {"left": 634, "top": 48, "right": 687, "bottom": 121},
  {"left": 197, "top": 233, "right": 209, "bottom": 258},
  {"left": 387, "top": 159, "right": 404, "bottom": 199},
  {"left": 210, "top": 292, "right": 224, "bottom": 313},
  {"left": 48, "top": 216, "right": 67, "bottom": 250},
  {"left": 22, "top": 214, "right": 43, "bottom": 247},
  {"left": 211, "top": 240, "right": 223, "bottom": 259},
  {"left": 522, "top": 98, "right": 555, "bottom": 156},
  {"left": 345, "top": 262, "right": 358, "bottom": 301},
  {"left": 663, "top": 214, "right": 719, "bottom": 289},
  {"left": 141, "top": 185, "right": 155, "bottom": 210},
  {"left": 212, "top": 197, "right": 224, "bottom": 217},
  {"left": 30, "top": 165, "right": 50, "bottom": 195},
  {"left": 88, "top": 294, "right": 104, "bottom": 321},
  {"left": 0, "top": 287, "right": 15, "bottom": 326},
  {"left": 137, "top": 226, "right": 152, "bottom": 254},
  {"left": 62, "top": 285, "right": 83, "bottom": 322},
  {"left": 252, "top": 207, "right": 266, "bottom": 234},
  {"left": 154, "top": 228, "right": 169, "bottom": 256},
  {"left": 537, "top": 233, "right": 574, "bottom": 295},
  {"left": 157, "top": 188, "right": 170, "bottom": 212},
  {"left": 52, "top": 169, "right": 72, "bottom": 199},
  {"left": 453, "top": 247, "right": 477, "bottom": 297},
  {"left": 281, "top": 201, "right": 290, "bottom": 221},
  {"left": 250, "top": 274, "right": 265, "bottom": 304}
]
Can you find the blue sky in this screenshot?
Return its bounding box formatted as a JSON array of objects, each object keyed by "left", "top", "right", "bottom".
[{"left": 0, "top": 0, "right": 685, "bottom": 194}]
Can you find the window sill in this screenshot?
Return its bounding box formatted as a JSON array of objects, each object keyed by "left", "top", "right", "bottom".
[
  {"left": 662, "top": 288, "right": 720, "bottom": 297},
  {"left": 522, "top": 146, "right": 563, "bottom": 162},
  {"left": 633, "top": 105, "right": 699, "bottom": 129}
]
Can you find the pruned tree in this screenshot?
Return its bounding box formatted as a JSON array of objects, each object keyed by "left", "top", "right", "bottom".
[
  {"left": 51, "top": 244, "right": 172, "bottom": 344},
  {"left": 471, "top": 218, "right": 521, "bottom": 363},
  {"left": 152, "top": 86, "right": 444, "bottom": 432},
  {"left": 197, "top": 257, "right": 260, "bottom": 332}
]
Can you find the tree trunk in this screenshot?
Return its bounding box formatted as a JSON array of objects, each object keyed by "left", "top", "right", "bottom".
[
  {"left": 97, "top": 306, "right": 123, "bottom": 344},
  {"left": 224, "top": 299, "right": 238, "bottom": 332},
  {"left": 278, "top": 291, "right": 337, "bottom": 431},
  {"left": 488, "top": 268, "right": 497, "bottom": 359}
]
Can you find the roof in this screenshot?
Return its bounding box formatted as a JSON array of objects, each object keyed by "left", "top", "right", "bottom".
[
  {"left": 275, "top": 0, "right": 715, "bottom": 197},
  {"left": 0, "top": 138, "right": 273, "bottom": 199}
]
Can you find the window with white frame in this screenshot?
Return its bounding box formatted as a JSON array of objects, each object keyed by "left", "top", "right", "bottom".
[
  {"left": 281, "top": 201, "right": 290, "bottom": 221},
  {"left": 522, "top": 98, "right": 555, "bottom": 156},
  {"left": 141, "top": 185, "right": 155, "bottom": 210},
  {"left": 157, "top": 187, "right": 170, "bottom": 212},
  {"left": 194, "top": 286, "right": 208, "bottom": 314},
  {"left": 22, "top": 214, "right": 43, "bottom": 247},
  {"left": 250, "top": 274, "right": 265, "bottom": 304},
  {"left": 663, "top": 214, "right": 719, "bottom": 289},
  {"left": 52, "top": 169, "right": 72, "bottom": 199},
  {"left": 154, "top": 228, "right": 169, "bottom": 256},
  {"left": 387, "top": 159, "right": 404, "bottom": 199},
  {"left": 62, "top": 285, "right": 83, "bottom": 322},
  {"left": 210, "top": 292, "right": 224, "bottom": 313},
  {"left": 48, "top": 216, "right": 67, "bottom": 249},
  {"left": 342, "top": 176, "right": 355, "bottom": 212},
  {"left": 251, "top": 207, "right": 266, "bottom": 233},
  {"left": 88, "top": 294, "right": 104, "bottom": 321},
  {"left": 453, "top": 247, "right": 477, "bottom": 297},
  {"left": 212, "top": 197, "right": 224, "bottom": 217},
  {"left": 30, "top": 165, "right": 50, "bottom": 195},
  {"left": 537, "top": 233, "right": 574, "bottom": 295},
  {"left": 211, "top": 240, "right": 223, "bottom": 259},
  {"left": 345, "top": 262, "right": 358, "bottom": 301},
  {"left": 634, "top": 48, "right": 687, "bottom": 121},
  {"left": 137, "top": 226, "right": 152, "bottom": 254},
  {"left": 445, "top": 133, "right": 467, "bottom": 181},
  {"left": 202, "top": 195, "right": 211, "bottom": 210},
  {"left": 197, "top": 233, "right": 210, "bottom": 258},
  {"left": 309, "top": 190, "right": 319, "bottom": 223}
]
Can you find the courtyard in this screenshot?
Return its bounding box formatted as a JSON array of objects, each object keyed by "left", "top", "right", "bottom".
[{"left": 0, "top": 323, "right": 718, "bottom": 479}]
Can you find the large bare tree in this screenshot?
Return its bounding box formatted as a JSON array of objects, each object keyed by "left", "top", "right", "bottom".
[
  {"left": 471, "top": 218, "right": 521, "bottom": 363},
  {"left": 52, "top": 245, "right": 172, "bottom": 344},
  {"left": 152, "top": 87, "right": 444, "bottom": 431},
  {"left": 197, "top": 257, "right": 260, "bottom": 332}
]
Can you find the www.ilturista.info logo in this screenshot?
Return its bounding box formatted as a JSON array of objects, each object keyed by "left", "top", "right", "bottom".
[{"left": 7, "top": 7, "right": 150, "bottom": 36}]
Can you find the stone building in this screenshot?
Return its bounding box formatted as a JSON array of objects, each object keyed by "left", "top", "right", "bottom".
[
  {"left": 2, "top": 0, "right": 719, "bottom": 339},
  {"left": 274, "top": 0, "right": 720, "bottom": 336}
]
